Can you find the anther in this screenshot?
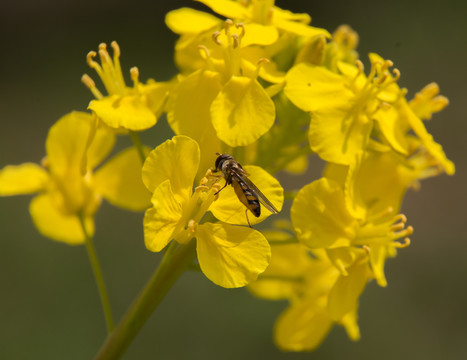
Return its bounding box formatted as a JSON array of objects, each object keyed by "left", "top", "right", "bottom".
[
  {"left": 355, "top": 60, "right": 364, "bottom": 76},
  {"left": 86, "top": 51, "right": 101, "bottom": 70},
  {"left": 81, "top": 74, "right": 104, "bottom": 99},
  {"left": 130, "top": 66, "right": 139, "bottom": 85},
  {"left": 198, "top": 45, "right": 210, "bottom": 59},
  {"left": 391, "top": 68, "right": 401, "bottom": 82},
  {"left": 232, "top": 34, "right": 239, "bottom": 49},
  {"left": 394, "top": 237, "right": 411, "bottom": 248},
  {"left": 212, "top": 31, "right": 222, "bottom": 45},
  {"left": 98, "top": 48, "right": 112, "bottom": 65},
  {"left": 187, "top": 219, "right": 197, "bottom": 233},
  {"left": 81, "top": 74, "right": 96, "bottom": 89},
  {"left": 110, "top": 41, "right": 121, "bottom": 58},
  {"left": 225, "top": 19, "right": 233, "bottom": 35},
  {"left": 235, "top": 23, "right": 245, "bottom": 39},
  {"left": 194, "top": 185, "right": 210, "bottom": 193}
]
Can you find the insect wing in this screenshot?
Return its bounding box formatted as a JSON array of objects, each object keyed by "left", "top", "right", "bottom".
[{"left": 235, "top": 173, "right": 279, "bottom": 214}]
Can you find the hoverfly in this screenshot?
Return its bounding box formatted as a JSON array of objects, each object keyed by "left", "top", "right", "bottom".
[{"left": 213, "top": 153, "right": 279, "bottom": 226}]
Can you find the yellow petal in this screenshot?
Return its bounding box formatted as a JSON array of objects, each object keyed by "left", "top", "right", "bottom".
[
  {"left": 165, "top": 7, "right": 221, "bottom": 34},
  {"left": 0, "top": 163, "right": 48, "bottom": 196},
  {"left": 309, "top": 108, "right": 373, "bottom": 165},
  {"left": 210, "top": 76, "right": 275, "bottom": 147},
  {"left": 195, "top": 0, "right": 249, "bottom": 19},
  {"left": 274, "top": 297, "right": 333, "bottom": 352},
  {"left": 285, "top": 63, "right": 353, "bottom": 112},
  {"left": 94, "top": 147, "right": 151, "bottom": 211},
  {"left": 143, "top": 180, "right": 184, "bottom": 252},
  {"left": 142, "top": 135, "right": 199, "bottom": 203},
  {"left": 327, "top": 259, "right": 371, "bottom": 321},
  {"left": 88, "top": 94, "right": 156, "bottom": 131},
  {"left": 209, "top": 165, "right": 283, "bottom": 226},
  {"left": 167, "top": 70, "right": 222, "bottom": 179},
  {"left": 291, "top": 178, "right": 356, "bottom": 249},
  {"left": 241, "top": 23, "right": 279, "bottom": 47},
  {"left": 196, "top": 222, "right": 271, "bottom": 288},
  {"left": 273, "top": 16, "right": 330, "bottom": 38},
  {"left": 248, "top": 240, "right": 311, "bottom": 300},
  {"left": 46, "top": 112, "right": 115, "bottom": 176},
  {"left": 373, "top": 104, "right": 409, "bottom": 155},
  {"left": 29, "top": 193, "right": 93, "bottom": 244}
]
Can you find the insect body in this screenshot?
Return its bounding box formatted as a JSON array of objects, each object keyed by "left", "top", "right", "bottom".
[{"left": 213, "top": 154, "right": 279, "bottom": 224}]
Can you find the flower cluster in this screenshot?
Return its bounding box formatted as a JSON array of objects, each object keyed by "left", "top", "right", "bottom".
[{"left": 0, "top": 0, "right": 455, "bottom": 355}]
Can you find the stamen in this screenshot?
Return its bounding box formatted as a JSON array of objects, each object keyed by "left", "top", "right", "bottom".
[
  {"left": 130, "top": 66, "right": 140, "bottom": 87},
  {"left": 255, "top": 57, "right": 270, "bottom": 78},
  {"left": 81, "top": 74, "right": 104, "bottom": 99},
  {"left": 355, "top": 60, "right": 364, "bottom": 77},
  {"left": 232, "top": 34, "right": 239, "bottom": 49},
  {"left": 235, "top": 23, "right": 245, "bottom": 40},
  {"left": 224, "top": 19, "right": 233, "bottom": 36},
  {"left": 394, "top": 237, "right": 411, "bottom": 248},
  {"left": 110, "top": 41, "right": 121, "bottom": 59},
  {"left": 187, "top": 219, "right": 197, "bottom": 233},
  {"left": 212, "top": 31, "right": 222, "bottom": 45},
  {"left": 194, "top": 185, "right": 210, "bottom": 193},
  {"left": 391, "top": 68, "right": 401, "bottom": 82},
  {"left": 86, "top": 51, "right": 103, "bottom": 74}
]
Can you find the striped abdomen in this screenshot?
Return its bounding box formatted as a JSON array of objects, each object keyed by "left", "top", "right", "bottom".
[{"left": 232, "top": 178, "right": 261, "bottom": 217}]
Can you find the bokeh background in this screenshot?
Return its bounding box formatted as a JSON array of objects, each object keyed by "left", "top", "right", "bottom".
[{"left": 1, "top": 0, "right": 466, "bottom": 359}]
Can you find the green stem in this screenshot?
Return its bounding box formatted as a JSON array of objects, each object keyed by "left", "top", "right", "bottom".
[
  {"left": 78, "top": 213, "right": 115, "bottom": 333},
  {"left": 94, "top": 240, "right": 197, "bottom": 360},
  {"left": 129, "top": 130, "right": 146, "bottom": 163}
]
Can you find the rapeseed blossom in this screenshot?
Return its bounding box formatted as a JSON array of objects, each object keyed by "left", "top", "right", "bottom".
[
  {"left": 0, "top": 1, "right": 456, "bottom": 357},
  {"left": 82, "top": 42, "right": 170, "bottom": 131},
  {"left": 0, "top": 112, "right": 150, "bottom": 243},
  {"left": 142, "top": 135, "right": 283, "bottom": 287}
]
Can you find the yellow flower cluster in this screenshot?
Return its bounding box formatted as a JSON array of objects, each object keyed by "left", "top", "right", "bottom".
[{"left": 0, "top": 0, "right": 455, "bottom": 354}]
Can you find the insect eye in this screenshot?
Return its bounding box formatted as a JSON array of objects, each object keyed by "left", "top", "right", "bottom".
[{"left": 214, "top": 154, "right": 233, "bottom": 170}]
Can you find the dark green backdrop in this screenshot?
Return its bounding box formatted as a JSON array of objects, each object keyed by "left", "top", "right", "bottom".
[{"left": 1, "top": 0, "right": 466, "bottom": 359}]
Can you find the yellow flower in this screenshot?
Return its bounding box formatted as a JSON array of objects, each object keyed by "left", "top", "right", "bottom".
[
  {"left": 0, "top": 112, "right": 151, "bottom": 244},
  {"left": 248, "top": 233, "right": 366, "bottom": 351},
  {"left": 166, "top": 0, "right": 329, "bottom": 75},
  {"left": 81, "top": 42, "right": 170, "bottom": 131},
  {"left": 285, "top": 54, "right": 408, "bottom": 164},
  {"left": 167, "top": 20, "right": 277, "bottom": 175},
  {"left": 141, "top": 135, "right": 284, "bottom": 288},
  {"left": 291, "top": 151, "right": 415, "bottom": 287}
]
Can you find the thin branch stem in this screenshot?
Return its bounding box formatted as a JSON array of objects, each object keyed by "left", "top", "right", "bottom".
[
  {"left": 94, "top": 240, "right": 197, "bottom": 360},
  {"left": 78, "top": 213, "right": 114, "bottom": 333},
  {"left": 129, "top": 130, "right": 146, "bottom": 163}
]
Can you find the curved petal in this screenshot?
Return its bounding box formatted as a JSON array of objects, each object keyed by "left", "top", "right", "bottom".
[
  {"left": 210, "top": 165, "right": 283, "bottom": 226},
  {"left": 46, "top": 112, "right": 115, "bottom": 176},
  {"left": 196, "top": 222, "right": 271, "bottom": 288},
  {"left": 0, "top": 163, "right": 48, "bottom": 196},
  {"left": 291, "top": 178, "right": 356, "bottom": 249},
  {"left": 327, "top": 259, "right": 371, "bottom": 321},
  {"left": 88, "top": 94, "right": 157, "bottom": 131},
  {"left": 94, "top": 147, "right": 151, "bottom": 211},
  {"left": 210, "top": 76, "right": 275, "bottom": 147},
  {"left": 142, "top": 135, "right": 199, "bottom": 202},
  {"left": 285, "top": 63, "right": 353, "bottom": 112},
  {"left": 143, "top": 180, "right": 184, "bottom": 252},
  {"left": 195, "top": 0, "right": 249, "bottom": 19},
  {"left": 29, "top": 193, "right": 93, "bottom": 244},
  {"left": 165, "top": 7, "right": 221, "bottom": 34},
  {"left": 167, "top": 70, "right": 222, "bottom": 179},
  {"left": 309, "top": 108, "right": 372, "bottom": 165},
  {"left": 274, "top": 297, "right": 333, "bottom": 352}
]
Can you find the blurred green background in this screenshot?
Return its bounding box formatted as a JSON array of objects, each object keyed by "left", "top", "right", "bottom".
[{"left": 1, "top": 0, "right": 466, "bottom": 359}]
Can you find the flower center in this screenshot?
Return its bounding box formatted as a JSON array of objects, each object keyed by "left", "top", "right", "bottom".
[{"left": 81, "top": 41, "right": 141, "bottom": 99}]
